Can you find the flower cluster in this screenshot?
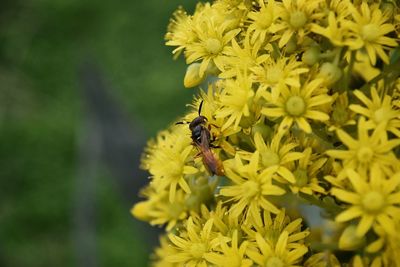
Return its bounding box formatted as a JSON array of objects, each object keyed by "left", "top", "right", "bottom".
[{"left": 132, "top": 0, "right": 400, "bottom": 265}]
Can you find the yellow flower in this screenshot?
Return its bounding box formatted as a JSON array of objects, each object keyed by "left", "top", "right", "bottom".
[
  {"left": 277, "top": 0, "right": 325, "bottom": 47},
  {"left": 262, "top": 78, "right": 332, "bottom": 133},
  {"left": 348, "top": 2, "right": 398, "bottom": 64},
  {"left": 289, "top": 147, "right": 327, "bottom": 195},
  {"left": 151, "top": 236, "right": 179, "bottom": 267},
  {"left": 332, "top": 168, "right": 400, "bottom": 236},
  {"left": 215, "top": 73, "right": 255, "bottom": 131},
  {"left": 253, "top": 131, "right": 303, "bottom": 184},
  {"left": 349, "top": 86, "right": 400, "bottom": 137},
  {"left": 142, "top": 125, "right": 198, "bottom": 202},
  {"left": 166, "top": 217, "right": 219, "bottom": 266},
  {"left": 252, "top": 55, "right": 308, "bottom": 101},
  {"left": 353, "top": 52, "right": 381, "bottom": 83},
  {"left": 242, "top": 209, "right": 310, "bottom": 250},
  {"left": 366, "top": 223, "right": 400, "bottom": 267},
  {"left": 185, "top": 13, "right": 241, "bottom": 76},
  {"left": 326, "top": 118, "right": 400, "bottom": 174},
  {"left": 131, "top": 188, "right": 188, "bottom": 231},
  {"left": 246, "top": 231, "right": 308, "bottom": 267},
  {"left": 165, "top": 7, "right": 196, "bottom": 59},
  {"left": 219, "top": 36, "right": 267, "bottom": 79},
  {"left": 304, "top": 252, "right": 341, "bottom": 267},
  {"left": 204, "top": 230, "right": 253, "bottom": 267},
  {"left": 246, "top": 0, "right": 283, "bottom": 45},
  {"left": 220, "top": 151, "right": 286, "bottom": 223},
  {"left": 350, "top": 254, "right": 386, "bottom": 267},
  {"left": 199, "top": 201, "right": 242, "bottom": 237},
  {"left": 311, "top": 11, "right": 362, "bottom": 48}
]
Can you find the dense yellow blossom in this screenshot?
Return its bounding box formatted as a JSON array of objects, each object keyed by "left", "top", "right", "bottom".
[
  {"left": 252, "top": 131, "right": 303, "bottom": 184},
  {"left": 134, "top": 0, "right": 400, "bottom": 265},
  {"left": 220, "top": 151, "right": 286, "bottom": 222},
  {"left": 326, "top": 118, "right": 400, "bottom": 174},
  {"left": 348, "top": 2, "right": 398, "bottom": 65},
  {"left": 332, "top": 168, "right": 400, "bottom": 237},
  {"left": 350, "top": 86, "right": 400, "bottom": 137},
  {"left": 262, "top": 78, "right": 332, "bottom": 133}
]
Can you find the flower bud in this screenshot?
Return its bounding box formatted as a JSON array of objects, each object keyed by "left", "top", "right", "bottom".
[
  {"left": 184, "top": 63, "right": 206, "bottom": 88},
  {"left": 319, "top": 62, "right": 342, "bottom": 86},
  {"left": 302, "top": 46, "right": 321, "bottom": 66},
  {"left": 131, "top": 201, "right": 152, "bottom": 221},
  {"left": 338, "top": 225, "right": 365, "bottom": 251},
  {"left": 252, "top": 122, "right": 273, "bottom": 141},
  {"left": 285, "top": 36, "right": 298, "bottom": 54}
]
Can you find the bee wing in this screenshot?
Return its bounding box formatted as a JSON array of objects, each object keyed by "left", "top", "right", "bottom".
[{"left": 200, "top": 148, "right": 224, "bottom": 176}]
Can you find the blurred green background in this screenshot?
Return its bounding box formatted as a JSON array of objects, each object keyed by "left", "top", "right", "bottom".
[{"left": 0, "top": 0, "right": 196, "bottom": 266}]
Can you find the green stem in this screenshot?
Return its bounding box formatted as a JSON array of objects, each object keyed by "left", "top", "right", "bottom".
[
  {"left": 299, "top": 193, "right": 343, "bottom": 216},
  {"left": 332, "top": 47, "right": 342, "bottom": 66},
  {"left": 344, "top": 51, "right": 356, "bottom": 91}
]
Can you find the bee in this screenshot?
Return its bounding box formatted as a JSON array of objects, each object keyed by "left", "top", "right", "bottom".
[{"left": 177, "top": 101, "right": 225, "bottom": 176}]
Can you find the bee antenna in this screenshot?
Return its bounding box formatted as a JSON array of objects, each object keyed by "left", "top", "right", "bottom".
[{"left": 198, "top": 100, "right": 204, "bottom": 116}]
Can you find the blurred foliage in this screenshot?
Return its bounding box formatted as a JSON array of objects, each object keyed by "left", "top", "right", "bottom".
[{"left": 0, "top": 0, "right": 196, "bottom": 266}]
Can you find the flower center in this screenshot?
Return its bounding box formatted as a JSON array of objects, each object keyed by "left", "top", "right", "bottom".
[
  {"left": 290, "top": 11, "right": 307, "bottom": 29},
  {"left": 362, "top": 191, "right": 385, "bottom": 214},
  {"left": 190, "top": 243, "right": 207, "bottom": 259},
  {"left": 265, "top": 256, "right": 284, "bottom": 267},
  {"left": 205, "top": 38, "right": 223, "bottom": 54},
  {"left": 261, "top": 150, "right": 280, "bottom": 167},
  {"left": 265, "top": 66, "right": 283, "bottom": 84},
  {"left": 362, "top": 24, "right": 380, "bottom": 42},
  {"left": 258, "top": 11, "right": 273, "bottom": 29},
  {"left": 243, "top": 180, "right": 260, "bottom": 198},
  {"left": 357, "top": 146, "right": 374, "bottom": 163},
  {"left": 373, "top": 107, "right": 388, "bottom": 124},
  {"left": 285, "top": 96, "right": 306, "bottom": 116},
  {"left": 294, "top": 168, "right": 308, "bottom": 187},
  {"left": 167, "top": 161, "right": 183, "bottom": 177}
]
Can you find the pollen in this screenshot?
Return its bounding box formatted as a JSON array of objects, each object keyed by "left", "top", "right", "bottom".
[
  {"left": 361, "top": 24, "right": 380, "bottom": 41},
  {"left": 205, "top": 38, "right": 223, "bottom": 54},
  {"left": 285, "top": 96, "right": 306, "bottom": 116},
  {"left": 289, "top": 11, "right": 307, "bottom": 29},
  {"left": 362, "top": 191, "right": 385, "bottom": 214}
]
